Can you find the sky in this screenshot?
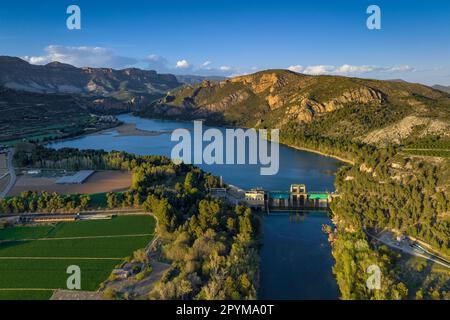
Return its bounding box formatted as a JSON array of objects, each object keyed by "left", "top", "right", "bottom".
[{"left": 0, "top": 0, "right": 449, "bottom": 85}]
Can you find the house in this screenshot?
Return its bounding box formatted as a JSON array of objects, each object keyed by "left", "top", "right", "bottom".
[{"left": 111, "top": 268, "right": 132, "bottom": 279}]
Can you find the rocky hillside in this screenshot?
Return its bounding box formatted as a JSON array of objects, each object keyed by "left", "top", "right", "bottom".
[
  {"left": 175, "top": 75, "right": 226, "bottom": 85},
  {"left": 141, "top": 69, "right": 450, "bottom": 146},
  {"left": 0, "top": 56, "right": 181, "bottom": 111}
]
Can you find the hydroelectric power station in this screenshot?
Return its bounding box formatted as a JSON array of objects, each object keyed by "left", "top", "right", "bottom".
[{"left": 211, "top": 184, "right": 338, "bottom": 212}]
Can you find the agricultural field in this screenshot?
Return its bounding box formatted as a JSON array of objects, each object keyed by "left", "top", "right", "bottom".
[
  {"left": 0, "top": 87, "right": 120, "bottom": 144},
  {"left": 0, "top": 215, "right": 155, "bottom": 300},
  {"left": 403, "top": 139, "right": 450, "bottom": 158},
  {"left": 8, "top": 170, "right": 132, "bottom": 197}
]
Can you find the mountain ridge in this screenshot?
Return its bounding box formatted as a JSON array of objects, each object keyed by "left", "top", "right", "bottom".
[
  {"left": 433, "top": 84, "right": 450, "bottom": 94},
  {"left": 140, "top": 69, "right": 450, "bottom": 146},
  {"left": 0, "top": 56, "right": 181, "bottom": 111}
]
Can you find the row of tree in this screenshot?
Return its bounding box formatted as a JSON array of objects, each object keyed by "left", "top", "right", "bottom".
[{"left": 0, "top": 191, "right": 90, "bottom": 214}]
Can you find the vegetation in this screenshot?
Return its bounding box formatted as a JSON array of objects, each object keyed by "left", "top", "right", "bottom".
[
  {"left": 402, "top": 137, "right": 450, "bottom": 158},
  {"left": 0, "top": 86, "right": 120, "bottom": 143},
  {"left": 0, "top": 191, "right": 92, "bottom": 214},
  {"left": 149, "top": 202, "right": 259, "bottom": 300},
  {"left": 5, "top": 146, "right": 260, "bottom": 300}
]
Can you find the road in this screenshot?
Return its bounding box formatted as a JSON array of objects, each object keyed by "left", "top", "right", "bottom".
[
  {"left": 0, "top": 148, "right": 16, "bottom": 200},
  {"left": 368, "top": 230, "right": 450, "bottom": 269},
  {"left": 0, "top": 208, "right": 147, "bottom": 219}
]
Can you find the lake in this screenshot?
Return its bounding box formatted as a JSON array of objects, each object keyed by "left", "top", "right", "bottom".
[{"left": 48, "top": 114, "right": 342, "bottom": 299}]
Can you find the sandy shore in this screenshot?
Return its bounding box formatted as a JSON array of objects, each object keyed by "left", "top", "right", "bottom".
[
  {"left": 112, "top": 123, "right": 172, "bottom": 137},
  {"left": 287, "top": 144, "right": 355, "bottom": 165}
]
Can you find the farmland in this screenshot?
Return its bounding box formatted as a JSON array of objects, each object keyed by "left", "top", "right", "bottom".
[
  {"left": 0, "top": 215, "right": 155, "bottom": 300},
  {"left": 403, "top": 139, "right": 450, "bottom": 158},
  {"left": 8, "top": 170, "right": 132, "bottom": 197},
  {"left": 0, "top": 86, "right": 120, "bottom": 144}
]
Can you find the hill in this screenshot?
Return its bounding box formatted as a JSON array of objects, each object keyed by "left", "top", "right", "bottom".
[
  {"left": 141, "top": 69, "right": 450, "bottom": 146},
  {"left": 0, "top": 86, "right": 118, "bottom": 143},
  {"left": 433, "top": 85, "right": 450, "bottom": 94},
  {"left": 0, "top": 56, "right": 181, "bottom": 111}
]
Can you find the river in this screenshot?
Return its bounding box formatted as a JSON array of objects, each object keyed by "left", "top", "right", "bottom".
[{"left": 47, "top": 114, "right": 342, "bottom": 299}]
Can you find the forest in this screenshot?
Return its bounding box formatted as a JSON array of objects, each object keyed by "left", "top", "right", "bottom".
[{"left": 281, "top": 119, "right": 450, "bottom": 299}]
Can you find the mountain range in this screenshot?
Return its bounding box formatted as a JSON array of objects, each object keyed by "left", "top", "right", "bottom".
[
  {"left": 1, "top": 55, "right": 449, "bottom": 146},
  {"left": 0, "top": 56, "right": 182, "bottom": 111}
]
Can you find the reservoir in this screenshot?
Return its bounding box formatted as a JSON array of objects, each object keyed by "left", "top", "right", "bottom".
[{"left": 48, "top": 114, "right": 342, "bottom": 299}]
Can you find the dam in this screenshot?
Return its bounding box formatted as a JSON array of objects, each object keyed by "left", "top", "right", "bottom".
[{"left": 212, "top": 183, "right": 338, "bottom": 211}]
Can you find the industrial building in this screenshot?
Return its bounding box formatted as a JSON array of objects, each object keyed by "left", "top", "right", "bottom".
[{"left": 56, "top": 170, "right": 95, "bottom": 184}]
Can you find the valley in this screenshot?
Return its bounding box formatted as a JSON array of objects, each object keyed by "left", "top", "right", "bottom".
[{"left": 1, "top": 61, "right": 449, "bottom": 300}]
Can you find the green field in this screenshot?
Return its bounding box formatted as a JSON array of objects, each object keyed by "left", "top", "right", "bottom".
[
  {"left": 0, "top": 215, "right": 155, "bottom": 300},
  {"left": 403, "top": 139, "right": 450, "bottom": 158},
  {"left": 404, "top": 149, "right": 450, "bottom": 158}
]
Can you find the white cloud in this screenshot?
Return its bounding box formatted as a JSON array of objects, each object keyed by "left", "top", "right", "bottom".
[
  {"left": 144, "top": 54, "right": 169, "bottom": 72},
  {"left": 22, "top": 46, "right": 240, "bottom": 76},
  {"left": 381, "top": 65, "right": 415, "bottom": 73},
  {"left": 201, "top": 60, "right": 212, "bottom": 68},
  {"left": 288, "top": 65, "right": 304, "bottom": 73},
  {"left": 303, "top": 65, "right": 335, "bottom": 75},
  {"left": 334, "top": 64, "right": 376, "bottom": 74},
  {"left": 287, "top": 64, "right": 416, "bottom": 76},
  {"left": 24, "top": 56, "right": 49, "bottom": 65},
  {"left": 22, "top": 45, "right": 137, "bottom": 68},
  {"left": 176, "top": 59, "right": 190, "bottom": 69}
]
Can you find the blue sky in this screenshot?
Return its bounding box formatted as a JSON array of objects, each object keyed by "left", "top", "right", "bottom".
[{"left": 0, "top": 0, "right": 449, "bottom": 85}]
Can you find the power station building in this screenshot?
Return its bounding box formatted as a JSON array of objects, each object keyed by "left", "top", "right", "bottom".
[{"left": 244, "top": 184, "right": 332, "bottom": 210}]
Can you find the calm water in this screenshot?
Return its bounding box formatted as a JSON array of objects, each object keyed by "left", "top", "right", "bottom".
[
  {"left": 259, "top": 212, "right": 338, "bottom": 299},
  {"left": 48, "top": 114, "right": 341, "bottom": 299}
]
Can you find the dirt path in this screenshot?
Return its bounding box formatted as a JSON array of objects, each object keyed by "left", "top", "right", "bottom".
[{"left": 0, "top": 288, "right": 55, "bottom": 291}]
